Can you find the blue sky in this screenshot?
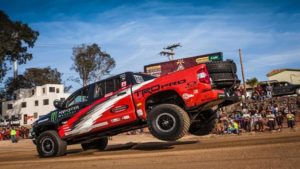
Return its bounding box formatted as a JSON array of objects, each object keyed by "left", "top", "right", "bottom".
[{"left": 1, "top": 0, "right": 300, "bottom": 91}]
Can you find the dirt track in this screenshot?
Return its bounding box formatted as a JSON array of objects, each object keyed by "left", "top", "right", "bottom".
[{"left": 0, "top": 129, "right": 300, "bottom": 169}]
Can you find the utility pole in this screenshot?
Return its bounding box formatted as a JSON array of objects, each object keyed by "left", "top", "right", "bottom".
[
  {"left": 239, "top": 49, "right": 246, "bottom": 97},
  {"left": 160, "top": 43, "right": 181, "bottom": 61}
]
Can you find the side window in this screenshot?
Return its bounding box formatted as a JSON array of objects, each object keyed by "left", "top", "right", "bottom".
[
  {"left": 93, "top": 74, "right": 128, "bottom": 99},
  {"left": 95, "top": 77, "right": 124, "bottom": 98},
  {"left": 94, "top": 82, "right": 105, "bottom": 99},
  {"left": 66, "top": 87, "right": 89, "bottom": 107},
  {"left": 114, "top": 77, "right": 121, "bottom": 91},
  {"left": 133, "top": 73, "right": 155, "bottom": 84},
  {"left": 105, "top": 79, "right": 114, "bottom": 95},
  {"left": 133, "top": 75, "right": 144, "bottom": 84}
]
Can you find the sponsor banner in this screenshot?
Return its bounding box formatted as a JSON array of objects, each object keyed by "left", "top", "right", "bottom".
[{"left": 144, "top": 52, "right": 223, "bottom": 77}]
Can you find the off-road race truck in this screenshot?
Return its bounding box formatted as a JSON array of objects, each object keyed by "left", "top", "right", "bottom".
[{"left": 32, "top": 60, "right": 239, "bottom": 157}]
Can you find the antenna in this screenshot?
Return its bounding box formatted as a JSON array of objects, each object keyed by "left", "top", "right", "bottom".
[{"left": 160, "top": 43, "right": 182, "bottom": 60}]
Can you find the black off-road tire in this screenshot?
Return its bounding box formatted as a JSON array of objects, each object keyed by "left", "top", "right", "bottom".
[
  {"left": 210, "top": 73, "right": 239, "bottom": 87},
  {"left": 81, "top": 137, "right": 108, "bottom": 151},
  {"left": 189, "top": 110, "right": 217, "bottom": 136},
  {"left": 206, "top": 60, "right": 237, "bottom": 73},
  {"left": 147, "top": 104, "right": 190, "bottom": 141},
  {"left": 210, "top": 73, "right": 237, "bottom": 80},
  {"left": 36, "top": 130, "right": 67, "bottom": 158}
]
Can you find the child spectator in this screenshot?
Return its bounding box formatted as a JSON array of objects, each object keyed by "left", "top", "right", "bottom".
[{"left": 286, "top": 111, "right": 295, "bottom": 130}]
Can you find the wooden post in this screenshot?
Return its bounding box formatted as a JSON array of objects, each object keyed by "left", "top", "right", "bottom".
[{"left": 239, "top": 49, "right": 247, "bottom": 97}]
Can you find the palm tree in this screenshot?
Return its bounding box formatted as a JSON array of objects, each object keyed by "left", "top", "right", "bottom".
[{"left": 246, "top": 77, "right": 258, "bottom": 88}]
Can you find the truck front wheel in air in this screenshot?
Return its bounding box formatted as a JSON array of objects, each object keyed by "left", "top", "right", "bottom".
[
  {"left": 36, "top": 130, "right": 67, "bottom": 158},
  {"left": 147, "top": 104, "right": 191, "bottom": 141}
]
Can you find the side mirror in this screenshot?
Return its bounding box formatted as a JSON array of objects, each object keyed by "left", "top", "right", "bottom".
[{"left": 53, "top": 100, "right": 63, "bottom": 109}]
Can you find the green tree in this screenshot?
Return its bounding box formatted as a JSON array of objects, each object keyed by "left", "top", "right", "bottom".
[
  {"left": 246, "top": 77, "right": 259, "bottom": 88},
  {"left": 3, "top": 67, "right": 66, "bottom": 99},
  {"left": 0, "top": 10, "right": 39, "bottom": 81},
  {"left": 71, "top": 43, "right": 116, "bottom": 86},
  {"left": 24, "top": 67, "right": 62, "bottom": 86},
  {"left": 4, "top": 75, "right": 33, "bottom": 99}
]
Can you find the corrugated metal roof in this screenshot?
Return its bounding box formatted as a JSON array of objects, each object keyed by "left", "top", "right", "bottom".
[{"left": 266, "top": 68, "right": 300, "bottom": 77}]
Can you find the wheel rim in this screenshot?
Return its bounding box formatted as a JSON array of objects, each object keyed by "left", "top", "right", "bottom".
[
  {"left": 156, "top": 113, "right": 176, "bottom": 132},
  {"left": 41, "top": 137, "right": 55, "bottom": 154}
]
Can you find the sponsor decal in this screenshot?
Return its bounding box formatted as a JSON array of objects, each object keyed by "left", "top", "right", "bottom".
[
  {"left": 146, "top": 65, "right": 161, "bottom": 71},
  {"left": 182, "top": 93, "right": 194, "bottom": 100},
  {"left": 50, "top": 111, "right": 58, "bottom": 122},
  {"left": 122, "top": 115, "right": 130, "bottom": 120},
  {"left": 145, "top": 65, "right": 162, "bottom": 77},
  {"left": 121, "top": 81, "right": 127, "bottom": 87},
  {"left": 209, "top": 55, "right": 222, "bottom": 61},
  {"left": 50, "top": 106, "right": 80, "bottom": 122},
  {"left": 137, "top": 109, "right": 143, "bottom": 117},
  {"left": 111, "top": 118, "right": 121, "bottom": 123},
  {"left": 134, "top": 79, "right": 186, "bottom": 97},
  {"left": 186, "top": 81, "right": 197, "bottom": 89},
  {"left": 93, "top": 121, "right": 109, "bottom": 128},
  {"left": 218, "top": 94, "right": 225, "bottom": 98},
  {"left": 176, "top": 59, "right": 185, "bottom": 71},
  {"left": 195, "top": 57, "right": 209, "bottom": 64},
  {"left": 111, "top": 105, "right": 129, "bottom": 113},
  {"left": 57, "top": 105, "right": 80, "bottom": 119},
  {"left": 134, "top": 75, "right": 144, "bottom": 84}
]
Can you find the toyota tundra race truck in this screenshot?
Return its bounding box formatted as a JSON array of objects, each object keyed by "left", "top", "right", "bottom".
[{"left": 31, "top": 61, "right": 240, "bottom": 157}]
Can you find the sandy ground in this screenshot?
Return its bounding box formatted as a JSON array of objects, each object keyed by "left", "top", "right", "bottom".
[{"left": 0, "top": 129, "right": 300, "bottom": 169}]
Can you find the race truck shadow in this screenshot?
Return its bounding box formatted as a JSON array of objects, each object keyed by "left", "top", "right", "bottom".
[
  {"left": 66, "top": 140, "right": 199, "bottom": 156},
  {"left": 113, "top": 140, "right": 199, "bottom": 151}
]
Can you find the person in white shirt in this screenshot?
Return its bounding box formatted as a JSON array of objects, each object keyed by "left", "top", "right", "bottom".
[
  {"left": 242, "top": 109, "right": 251, "bottom": 132},
  {"left": 266, "top": 111, "right": 276, "bottom": 131}
]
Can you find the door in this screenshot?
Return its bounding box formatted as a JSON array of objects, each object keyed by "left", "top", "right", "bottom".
[
  {"left": 56, "top": 86, "right": 92, "bottom": 137},
  {"left": 90, "top": 73, "right": 138, "bottom": 132},
  {"left": 62, "top": 73, "right": 138, "bottom": 137}
]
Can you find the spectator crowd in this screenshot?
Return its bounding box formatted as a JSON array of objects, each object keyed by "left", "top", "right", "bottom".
[
  {"left": 0, "top": 126, "right": 30, "bottom": 142},
  {"left": 215, "top": 96, "right": 299, "bottom": 135}
]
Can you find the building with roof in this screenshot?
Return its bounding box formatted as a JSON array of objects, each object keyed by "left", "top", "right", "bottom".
[
  {"left": 0, "top": 84, "right": 70, "bottom": 126},
  {"left": 267, "top": 68, "right": 300, "bottom": 84}
]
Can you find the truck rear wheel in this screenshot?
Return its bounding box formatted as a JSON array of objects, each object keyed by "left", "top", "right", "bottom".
[
  {"left": 81, "top": 137, "right": 108, "bottom": 151},
  {"left": 189, "top": 109, "right": 217, "bottom": 136},
  {"left": 147, "top": 104, "right": 190, "bottom": 141},
  {"left": 36, "top": 130, "right": 67, "bottom": 157}
]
